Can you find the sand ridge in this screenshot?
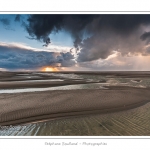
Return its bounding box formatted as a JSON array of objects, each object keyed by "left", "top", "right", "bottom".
[{"left": 0, "top": 88, "right": 149, "bottom": 126}]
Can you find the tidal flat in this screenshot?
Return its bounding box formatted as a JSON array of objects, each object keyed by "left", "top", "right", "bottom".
[{"left": 0, "top": 71, "right": 150, "bottom": 136}]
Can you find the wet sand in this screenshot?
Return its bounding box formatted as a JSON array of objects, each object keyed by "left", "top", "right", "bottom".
[
  {"left": 1, "top": 71, "right": 150, "bottom": 135},
  {"left": 0, "top": 71, "right": 101, "bottom": 89},
  {"left": 0, "top": 87, "right": 149, "bottom": 126},
  {"left": 0, "top": 80, "right": 99, "bottom": 89}
]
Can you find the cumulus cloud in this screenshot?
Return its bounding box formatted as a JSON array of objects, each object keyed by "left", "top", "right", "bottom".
[
  {"left": 78, "top": 51, "right": 150, "bottom": 71},
  {"left": 0, "top": 42, "right": 75, "bottom": 70},
  {"left": 24, "top": 14, "right": 150, "bottom": 63},
  {"left": 24, "top": 15, "right": 100, "bottom": 48},
  {"left": 77, "top": 29, "right": 147, "bottom": 62},
  {"left": 2, "top": 14, "right": 150, "bottom": 71},
  {"left": 14, "top": 15, "right": 21, "bottom": 22},
  {"left": 140, "top": 31, "right": 150, "bottom": 45}
]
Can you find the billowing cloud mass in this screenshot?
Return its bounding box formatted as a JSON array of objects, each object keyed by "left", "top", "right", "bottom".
[
  {"left": 0, "top": 42, "right": 75, "bottom": 70},
  {"left": 2, "top": 14, "right": 150, "bottom": 71},
  {"left": 24, "top": 14, "right": 150, "bottom": 64},
  {"left": 140, "top": 31, "right": 150, "bottom": 44},
  {"left": 76, "top": 50, "right": 150, "bottom": 71},
  {"left": 14, "top": 15, "right": 21, "bottom": 22}
]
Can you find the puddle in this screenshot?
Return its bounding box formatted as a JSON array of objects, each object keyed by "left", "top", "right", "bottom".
[
  {"left": 0, "top": 83, "right": 108, "bottom": 94},
  {"left": 131, "top": 80, "right": 142, "bottom": 83},
  {"left": 16, "top": 76, "right": 41, "bottom": 79},
  {"left": 17, "top": 74, "right": 30, "bottom": 76},
  {"left": 0, "top": 79, "right": 64, "bottom": 83},
  {"left": 36, "top": 73, "right": 83, "bottom": 79}
]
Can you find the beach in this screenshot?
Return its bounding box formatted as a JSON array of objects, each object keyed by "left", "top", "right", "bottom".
[
  {"left": 0, "top": 87, "right": 149, "bottom": 126},
  {"left": 0, "top": 71, "right": 150, "bottom": 135}
]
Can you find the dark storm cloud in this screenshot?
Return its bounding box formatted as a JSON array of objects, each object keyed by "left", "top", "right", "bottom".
[
  {"left": 77, "top": 34, "right": 114, "bottom": 62},
  {"left": 74, "top": 36, "right": 82, "bottom": 50},
  {"left": 0, "top": 43, "right": 75, "bottom": 69},
  {"left": 77, "top": 29, "right": 146, "bottom": 62},
  {"left": 140, "top": 32, "right": 150, "bottom": 44},
  {"left": 25, "top": 15, "right": 150, "bottom": 40},
  {"left": 24, "top": 14, "right": 150, "bottom": 62},
  {"left": 43, "top": 37, "right": 51, "bottom": 47},
  {"left": 56, "top": 52, "right": 75, "bottom": 67},
  {"left": 24, "top": 15, "right": 99, "bottom": 47},
  {"left": 14, "top": 15, "right": 21, "bottom": 22}
]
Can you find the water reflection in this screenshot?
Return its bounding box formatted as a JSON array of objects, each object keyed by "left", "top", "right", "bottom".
[
  {"left": 0, "top": 83, "right": 108, "bottom": 94},
  {"left": 30, "top": 73, "right": 150, "bottom": 88},
  {"left": 1, "top": 79, "right": 64, "bottom": 83}
]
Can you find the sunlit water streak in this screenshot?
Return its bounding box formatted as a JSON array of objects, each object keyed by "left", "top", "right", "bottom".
[
  {"left": 0, "top": 74, "right": 150, "bottom": 93},
  {"left": 0, "top": 79, "right": 64, "bottom": 83},
  {"left": 17, "top": 76, "right": 41, "bottom": 78},
  {"left": 0, "top": 83, "right": 108, "bottom": 94},
  {"left": 30, "top": 73, "right": 150, "bottom": 88},
  {"left": 36, "top": 72, "right": 83, "bottom": 79},
  {"left": 17, "top": 74, "right": 30, "bottom": 76}
]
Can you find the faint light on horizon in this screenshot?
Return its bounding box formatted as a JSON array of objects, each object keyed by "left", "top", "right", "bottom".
[{"left": 42, "top": 67, "right": 59, "bottom": 72}]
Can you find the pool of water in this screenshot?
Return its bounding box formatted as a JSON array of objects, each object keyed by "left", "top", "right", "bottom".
[
  {"left": 0, "top": 83, "right": 108, "bottom": 94},
  {"left": 36, "top": 72, "right": 83, "bottom": 79},
  {"left": 48, "top": 73, "right": 150, "bottom": 88},
  {"left": 0, "top": 73, "right": 150, "bottom": 93},
  {"left": 0, "top": 79, "right": 64, "bottom": 83}
]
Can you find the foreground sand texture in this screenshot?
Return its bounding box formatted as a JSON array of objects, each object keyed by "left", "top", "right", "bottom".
[
  {"left": 0, "top": 88, "right": 149, "bottom": 126},
  {"left": 0, "top": 71, "right": 150, "bottom": 135}
]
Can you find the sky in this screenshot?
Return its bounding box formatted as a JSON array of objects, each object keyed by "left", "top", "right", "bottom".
[{"left": 1, "top": 14, "right": 150, "bottom": 71}]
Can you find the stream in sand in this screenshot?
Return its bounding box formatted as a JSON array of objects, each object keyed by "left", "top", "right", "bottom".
[{"left": 0, "top": 73, "right": 149, "bottom": 93}]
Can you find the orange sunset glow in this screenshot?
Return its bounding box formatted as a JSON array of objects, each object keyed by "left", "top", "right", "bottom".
[{"left": 42, "top": 67, "right": 58, "bottom": 72}]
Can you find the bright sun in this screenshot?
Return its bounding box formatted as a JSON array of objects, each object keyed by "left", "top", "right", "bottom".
[{"left": 42, "top": 67, "right": 58, "bottom": 72}]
